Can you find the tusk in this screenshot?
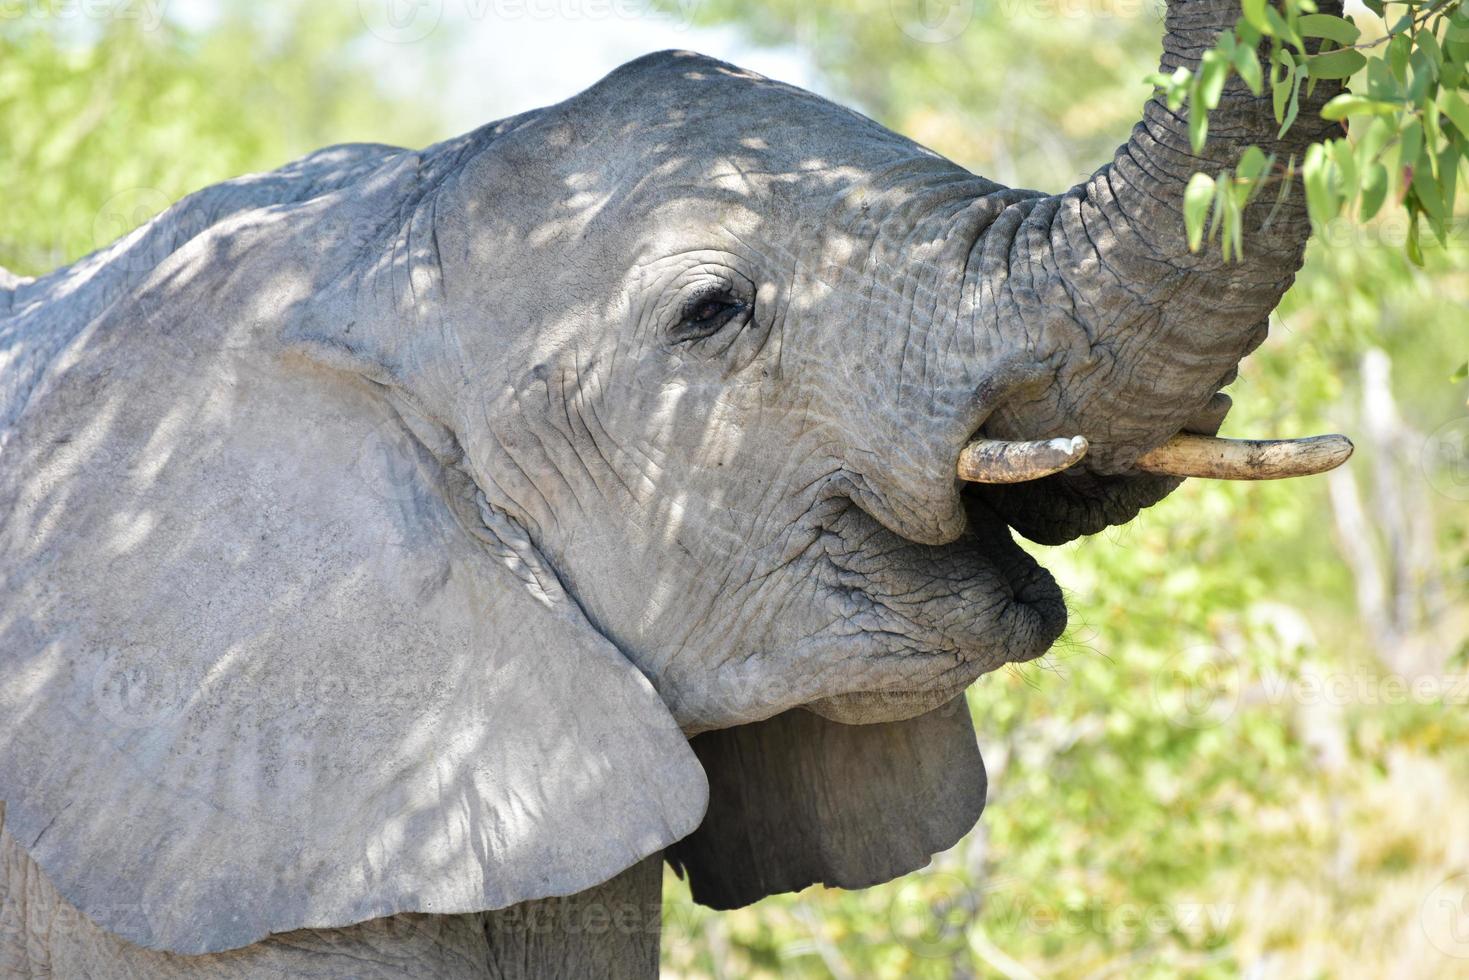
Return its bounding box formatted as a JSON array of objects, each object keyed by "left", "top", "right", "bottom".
[
  {"left": 1135, "top": 433, "right": 1354, "bottom": 480},
  {"left": 958, "top": 435, "right": 1089, "bottom": 483}
]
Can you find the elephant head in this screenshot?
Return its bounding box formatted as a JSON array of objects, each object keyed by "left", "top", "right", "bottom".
[{"left": 0, "top": 0, "right": 1345, "bottom": 956}]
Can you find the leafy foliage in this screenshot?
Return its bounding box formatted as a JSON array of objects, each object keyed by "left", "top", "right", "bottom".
[
  {"left": 1166, "top": 0, "right": 1469, "bottom": 264},
  {"left": 0, "top": 5, "right": 441, "bottom": 276}
]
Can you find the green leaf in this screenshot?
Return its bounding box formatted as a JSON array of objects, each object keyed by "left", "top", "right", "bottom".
[
  {"left": 1198, "top": 50, "right": 1230, "bottom": 110},
  {"left": 1150, "top": 66, "right": 1193, "bottom": 110},
  {"left": 1439, "top": 89, "right": 1469, "bottom": 136},
  {"left": 1408, "top": 49, "right": 1438, "bottom": 103},
  {"left": 1412, "top": 155, "right": 1446, "bottom": 223},
  {"left": 1209, "top": 179, "right": 1228, "bottom": 242},
  {"left": 1242, "top": 0, "right": 1273, "bottom": 35},
  {"left": 1389, "top": 33, "right": 1411, "bottom": 83},
  {"left": 1279, "top": 66, "right": 1306, "bottom": 136},
  {"left": 1449, "top": 39, "right": 1469, "bottom": 76},
  {"left": 1272, "top": 55, "right": 1295, "bottom": 124},
  {"left": 1357, "top": 115, "right": 1394, "bottom": 162},
  {"left": 1445, "top": 58, "right": 1465, "bottom": 89},
  {"left": 1406, "top": 212, "right": 1424, "bottom": 265},
  {"left": 1184, "top": 172, "right": 1216, "bottom": 252},
  {"left": 1302, "top": 142, "right": 1339, "bottom": 226},
  {"left": 1265, "top": 7, "right": 1301, "bottom": 49},
  {"left": 1439, "top": 144, "right": 1459, "bottom": 216},
  {"left": 1223, "top": 178, "right": 1245, "bottom": 260},
  {"left": 1306, "top": 49, "right": 1367, "bottom": 79},
  {"left": 1190, "top": 96, "right": 1210, "bottom": 153},
  {"left": 1360, "top": 161, "right": 1389, "bottom": 219},
  {"left": 1147, "top": 69, "right": 1191, "bottom": 110},
  {"left": 1366, "top": 57, "right": 1403, "bottom": 101},
  {"left": 1237, "top": 145, "right": 1270, "bottom": 183},
  {"left": 1230, "top": 171, "right": 1254, "bottom": 210},
  {"left": 1423, "top": 104, "right": 1442, "bottom": 178},
  {"left": 1416, "top": 28, "right": 1443, "bottom": 71},
  {"left": 1319, "top": 94, "right": 1399, "bottom": 119},
  {"left": 1402, "top": 118, "right": 1424, "bottom": 170},
  {"left": 1330, "top": 137, "right": 1358, "bottom": 197},
  {"left": 1233, "top": 44, "right": 1264, "bottom": 95},
  {"left": 1451, "top": 362, "right": 1468, "bottom": 383},
  {"left": 1299, "top": 13, "right": 1361, "bottom": 45}
]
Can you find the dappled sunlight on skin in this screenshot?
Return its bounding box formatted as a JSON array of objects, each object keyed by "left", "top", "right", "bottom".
[
  {"left": 0, "top": 33, "right": 1308, "bottom": 966},
  {"left": 409, "top": 54, "right": 1093, "bottom": 732},
  {"left": 0, "top": 137, "right": 707, "bottom": 955}
]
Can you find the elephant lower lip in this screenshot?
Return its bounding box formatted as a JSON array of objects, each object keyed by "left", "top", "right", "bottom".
[
  {"left": 819, "top": 491, "right": 1066, "bottom": 722},
  {"left": 958, "top": 490, "right": 1067, "bottom": 657},
  {"left": 805, "top": 681, "right": 973, "bottom": 725}
]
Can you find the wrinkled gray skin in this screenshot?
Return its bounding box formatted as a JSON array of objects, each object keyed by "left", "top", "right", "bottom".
[{"left": 1, "top": 1, "right": 1339, "bottom": 976}]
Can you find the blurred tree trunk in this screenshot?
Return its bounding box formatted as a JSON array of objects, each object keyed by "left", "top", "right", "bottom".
[{"left": 1328, "top": 349, "right": 1450, "bottom": 677}]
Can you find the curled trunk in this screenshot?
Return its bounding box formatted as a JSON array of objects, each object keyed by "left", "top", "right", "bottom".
[{"left": 981, "top": 0, "right": 1344, "bottom": 476}]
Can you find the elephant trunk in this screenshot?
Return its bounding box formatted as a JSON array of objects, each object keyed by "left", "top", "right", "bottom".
[{"left": 979, "top": 0, "right": 1343, "bottom": 475}]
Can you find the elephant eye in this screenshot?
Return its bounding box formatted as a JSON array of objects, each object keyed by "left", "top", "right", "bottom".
[{"left": 671, "top": 291, "right": 748, "bottom": 343}]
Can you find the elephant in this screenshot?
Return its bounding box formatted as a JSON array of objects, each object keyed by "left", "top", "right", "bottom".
[{"left": 1, "top": 0, "right": 1349, "bottom": 976}]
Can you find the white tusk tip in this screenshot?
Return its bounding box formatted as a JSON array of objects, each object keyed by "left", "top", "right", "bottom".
[{"left": 1135, "top": 433, "right": 1355, "bottom": 480}]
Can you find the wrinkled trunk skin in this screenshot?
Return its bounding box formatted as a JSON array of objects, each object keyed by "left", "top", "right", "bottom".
[{"left": 978, "top": 0, "right": 1342, "bottom": 505}]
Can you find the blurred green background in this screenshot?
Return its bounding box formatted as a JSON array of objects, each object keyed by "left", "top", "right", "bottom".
[{"left": 4, "top": 2, "right": 1467, "bottom": 976}]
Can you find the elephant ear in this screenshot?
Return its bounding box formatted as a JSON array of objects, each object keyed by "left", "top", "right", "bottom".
[
  {"left": 666, "top": 699, "right": 984, "bottom": 907},
  {"left": 0, "top": 181, "right": 706, "bottom": 954}
]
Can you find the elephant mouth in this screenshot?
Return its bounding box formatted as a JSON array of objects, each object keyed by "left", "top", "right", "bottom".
[
  {"left": 969, "top": 468, "right": 1184, "bottom": 547},
  {"left": 807, "top": 418, "right": 1356, "bottom": 725},
  {"left": 802, "top": 486, "right": 1066, "bottom": 726},
  {"left": 802, "top": 441, "right": 1227, "bottom": 726},
  {"left": 958, "top": 428, "right": 1355, "bottom": 545}
]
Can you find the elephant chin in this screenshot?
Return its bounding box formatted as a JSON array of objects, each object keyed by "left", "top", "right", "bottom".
[
  {"left": 804, "top": 679, "right": 975, "bottom": 726},
  {"left": 801, "top": 491, "right": 1067, "bottom": 726}
]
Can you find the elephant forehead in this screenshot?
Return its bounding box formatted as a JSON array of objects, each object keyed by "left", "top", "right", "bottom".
[
  {"left": 542, "top": 55, "right": 934, "bottom": 186},
  {"left": 567, "top": 162, "right": 989, "bottom": 290}
]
